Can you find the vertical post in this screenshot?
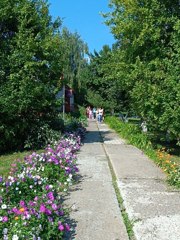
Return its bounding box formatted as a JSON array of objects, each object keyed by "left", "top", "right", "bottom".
[
  {"left": 60, "top": 73, "right": 65, "bottom": 121},
  {"left": 62, "top": 84, "right": 65, "bottom": 121}
]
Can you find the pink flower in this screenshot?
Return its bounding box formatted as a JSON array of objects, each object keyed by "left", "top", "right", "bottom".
[
  {"left": 39, "top": 204, "right": 46, "bottom": 213},
  {"left": 51, "top": 203, "right": 58, "bottom": 210},
  {"left": 58, "top": 224, "right": 64, "bottom": 231},
  {"left": 34, "top": 196, "right": 38, "bottom": 201},
  {"left": 2, "top": 216, "right": 8, "bottom": 222},
  {"left": 65, "top": 223, "right": 70, "bottom": 231},
  {"left": 20, "top": 200, "right": 25, "bottom": 207}
]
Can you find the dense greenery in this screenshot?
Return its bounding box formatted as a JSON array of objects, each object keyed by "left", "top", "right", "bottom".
[
  {"left": 0, "top": 0, "right": 179, "bottom": 152},
  {"left": 81, "top": 0, "right": 180, "bottom": 144},
  {"left": 0, "top": 0, "right": 87, "bottom": 153}
]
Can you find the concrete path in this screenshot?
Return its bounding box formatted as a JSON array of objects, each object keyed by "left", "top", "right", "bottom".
[{"left": 65, "top": 119, "right": 180, "bottom": 240}]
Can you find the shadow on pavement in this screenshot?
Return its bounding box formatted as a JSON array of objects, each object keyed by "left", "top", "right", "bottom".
[{"left": 82, "top": 130, "right": 112, "bottom": 144}]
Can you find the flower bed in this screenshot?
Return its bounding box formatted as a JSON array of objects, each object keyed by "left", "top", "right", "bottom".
[{"left": 0, "top": 130, "right": 85, "bottom": 239}]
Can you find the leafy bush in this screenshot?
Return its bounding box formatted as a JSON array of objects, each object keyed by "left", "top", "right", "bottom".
[{"left": 24, "top": 122, "right": 62, "bottom": 150}]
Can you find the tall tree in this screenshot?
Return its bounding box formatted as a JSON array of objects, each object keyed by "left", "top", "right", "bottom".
[
  {"left": 103, "top": 0, "right": 180, "bottom": 141},
  {"left": 60, "top": 28, "right": 88, "bottom": 104},
  {"left": 0, "top": 0, "right": 63, "bottom": 151}
]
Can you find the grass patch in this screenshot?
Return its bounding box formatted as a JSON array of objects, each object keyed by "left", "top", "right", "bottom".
[{"left": 0, "top": 150, "right": 43, "bottom": 177}]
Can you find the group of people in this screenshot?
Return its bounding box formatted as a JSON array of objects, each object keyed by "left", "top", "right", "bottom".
[{"left": 86, "top": 106, "right": 104, "bottom": 123}]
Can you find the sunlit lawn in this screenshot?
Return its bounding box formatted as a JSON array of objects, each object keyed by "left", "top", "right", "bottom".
[{"left": 0, "top": 149, "right": 43, "bottom": 177}]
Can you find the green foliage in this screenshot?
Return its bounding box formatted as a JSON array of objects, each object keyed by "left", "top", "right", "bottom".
[
  {"left": 101, "top": 0, "right": 180, "bottom": 143},
  {"left": 105, "top": 116, "right": 152, "bottom": 151},
  {"left": 168, "top": 168, "right": 180, "bottom": 188},
  {"left": 24, "top": 122, "right": 62, "bottom": 150},
  {"left": 60, "top": 28, "right": 88, "bottom": 105},
  {"left": 0, "top": 0, "right": 88, "bottom": 153},
  {"left": 0, "top": 0, "right": 64, "bottom": 152},
  {"left": 81, "top": 45, "right": 129, "bottom": 112}
]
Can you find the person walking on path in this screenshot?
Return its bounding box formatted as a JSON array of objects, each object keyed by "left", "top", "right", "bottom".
[
  {"left": 92, "top": 107, "right": 96, "bottom": 119},
  {"left": 98, "top": 107, "right": 104, "bottom": 123}
]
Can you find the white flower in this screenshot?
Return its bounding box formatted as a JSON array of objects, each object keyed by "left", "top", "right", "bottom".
[
  {"left": 15, "top": 187, "right": 19, "bottom": 191},
  {"left": 3, "top": 228, "right": 8, "bottom": 234},
  {"left": 65, "top": 149, "right": 70, "bottom": 154},
  {"left": 18, "top": 173, "right": 24, "bottom": 178},
  {"left": 1, "top": 204, "right": 7, "bottom": 209},
  {"left": 0, "top": 216, "right": 3, "bottom": 221},
  {"left": 71, "top": 204, "right": 76, "bottom": 210},
  {"left": 26, "top": 214, "right": 31, "bottom": 219},
  {"left": 12, "top": 235, "right": 19, "bottom": 240}
]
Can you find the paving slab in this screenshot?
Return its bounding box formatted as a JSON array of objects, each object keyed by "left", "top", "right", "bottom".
[
  {"left": 65, "top": 120, "right": 129, "bottom": 240},
  {"left": 105, "top": 153, "right": 165, "bottom": 180},
  {"left": 65, "top": 119, "right": 180, "bottom": 240},
  {"left": 97, "top": 121, "right": 180, "bottom": 240}
]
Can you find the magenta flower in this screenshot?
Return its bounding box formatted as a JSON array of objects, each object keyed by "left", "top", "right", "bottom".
[
  {"left": 20, "top": 200, "right": 25, "bottom": 207},
  {"left": 45, "top": 209, "right": 52, "bottom": 215},
  {"left": 47, "top": 192, "right": 54, "bottom": 201},
  {"left": 34, "top": 196, "right": 38, "bottom": 201},
  {"left": 65, "top": 223, "right": 70, "bottom": 231},
  {"left": 39, "top": 204, "right": 46, "bottom": 213},
  {"left": 58, "top": 224, "right": 64, "bottom": 231},
  {"left": 51, "top": 203, "right": 58, "bottom": 210},
  {"left": 2, "top": 216, "right": 8, "bottom": 222}
]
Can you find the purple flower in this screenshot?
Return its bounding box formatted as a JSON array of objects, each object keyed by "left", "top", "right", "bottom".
[
  {"left": 59, "top": 210, "right": 64, "bottom": 216},
  {"left": 34, "top": 196, "right": 38, "bottom": 201},
  {"left": 20, "top": 200, "right": 25, "bottom": 207},
  {"left": 48, "top": 216, "right": 53, "bottom": 222},
  {"left": 2, "top": 216, "right": 8, "bottom": 222},
  {"left": 29, "top": 201, "right": 35, "bottom": 207},
  {"left": 47, "top": 192, "right": 54, "bottom": 201},
  {"left": 51, "top": 203, "right": 58, "bottom": 210},
  {"left": 12, "top": 207, "right": 18, "bottom": 214},
  {"left": 45, "top": 209, "right": 52, "bottom": 215},
  {"left": 58, "top": 224, "right": 64, "bottom": 231},
  {"left": 65, "top": 223, "right": 70, "bottom": 231},
  {"left": 39, "top": 204, "right": 46, "bottom": 213}
]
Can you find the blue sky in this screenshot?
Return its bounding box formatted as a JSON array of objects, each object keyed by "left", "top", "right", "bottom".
[{"left": 48, "top": 0, "right": 115, "bottom": 53}]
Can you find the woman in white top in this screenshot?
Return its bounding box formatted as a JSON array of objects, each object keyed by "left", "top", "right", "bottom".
[{"left": 98, "top": 107, "right": 103, "bottom": 123}]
